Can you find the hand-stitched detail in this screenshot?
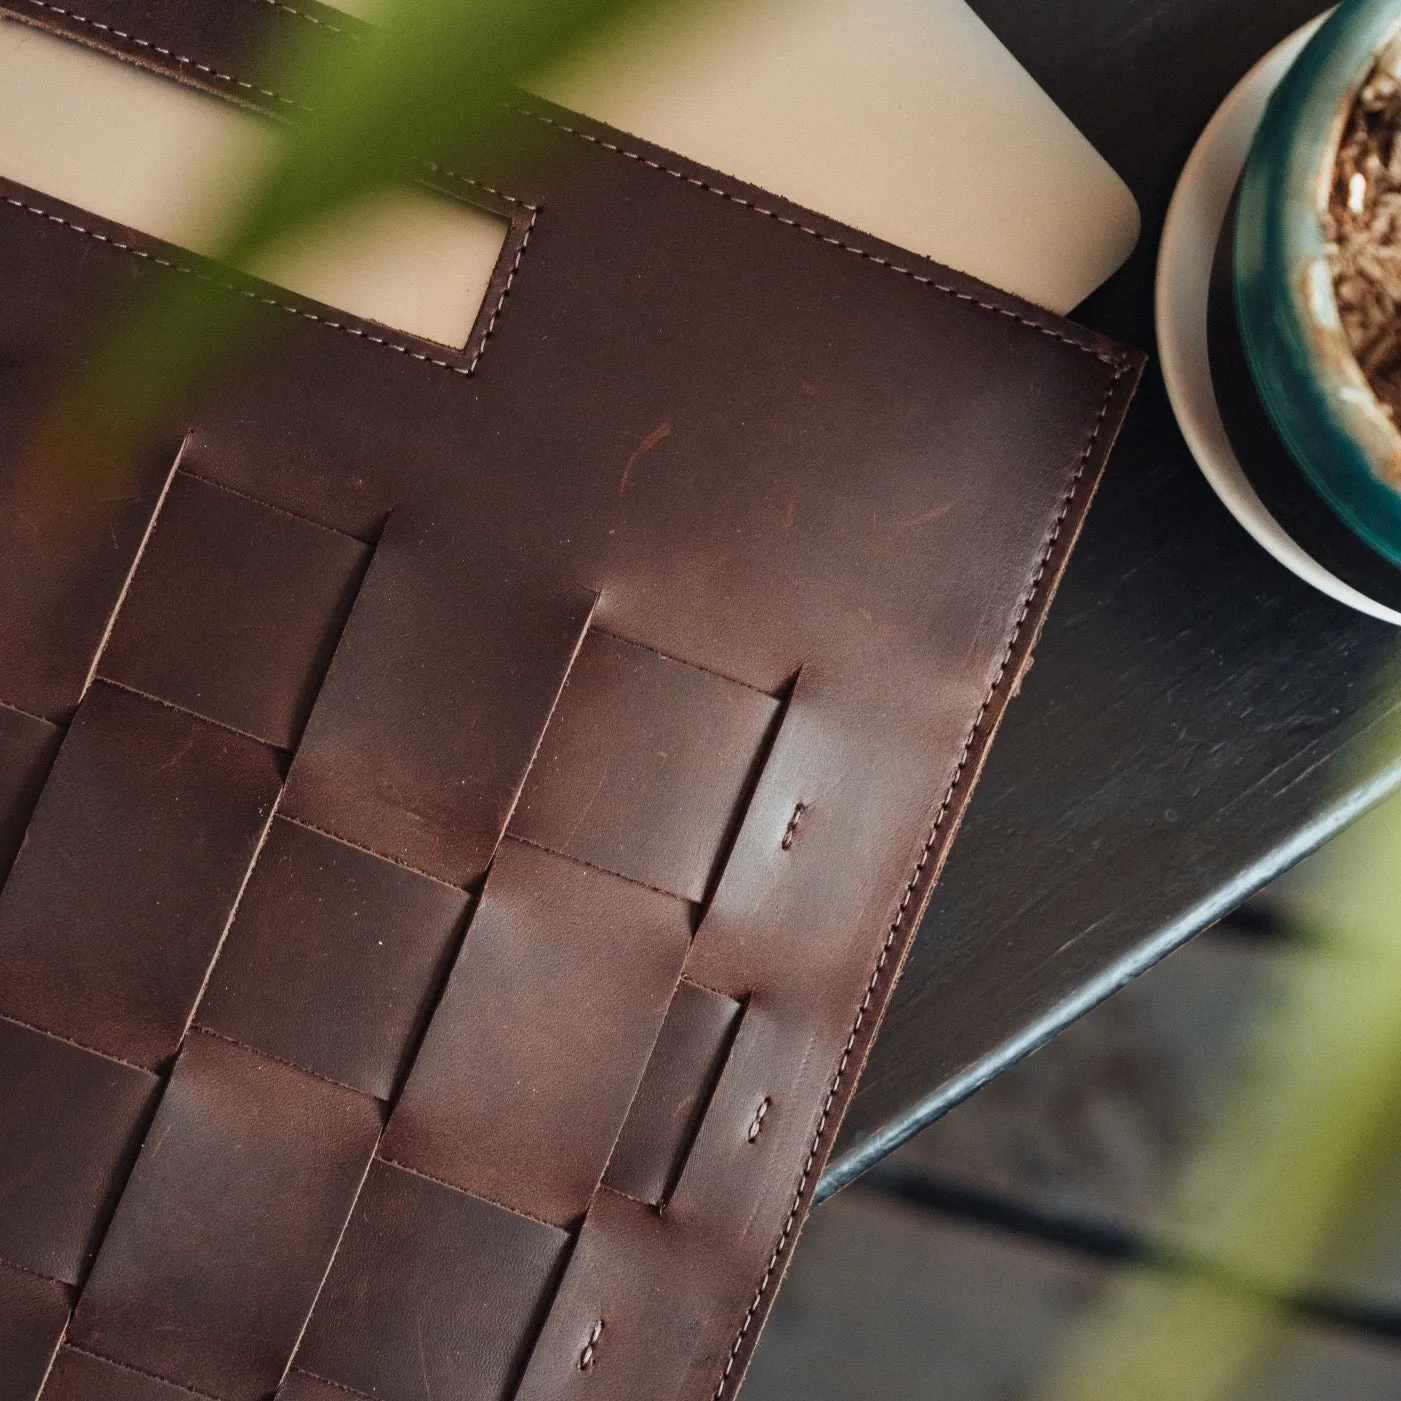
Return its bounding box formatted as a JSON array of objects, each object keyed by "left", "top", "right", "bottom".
[
  {"left": 19, "top": 0, "right": 309, "bottom": 110},
  {"left": 745, "top": 1098, "right": 770, "bottom": 1144},
  {"left": 257, "top": 0, "right": 345, "bottom": 35},
  {"left": 507, "top": 105, "right": 1129, "bottom": 373},
  {"left": 578, "top": 1319, "right": 604, "bottom": 1371},
  {"left": 0, "top": 13, "right": 1140, "bottom": 1395},
  {"left": 711, "top": 359, "right": 1131, "bottom": 1397},
  {"left": 9, "top": 5, "right": 1126, "bottom": 378},
  {"left": 0, "top": 194, "right": 536, "bottom": 378}
]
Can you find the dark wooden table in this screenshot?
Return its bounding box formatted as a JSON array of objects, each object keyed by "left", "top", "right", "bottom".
[{"left": 823, "top": 0, "right": 1401, "bottom": 1198}]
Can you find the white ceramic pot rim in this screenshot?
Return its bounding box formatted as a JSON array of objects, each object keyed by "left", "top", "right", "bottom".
[{"left": 1156, "top": 11, "right": 1401, "bottom": 627}]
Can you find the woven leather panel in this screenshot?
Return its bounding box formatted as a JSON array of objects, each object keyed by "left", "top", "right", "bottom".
[{"left": 0, "top": 2, "right": 1144, "bottom": 1397}]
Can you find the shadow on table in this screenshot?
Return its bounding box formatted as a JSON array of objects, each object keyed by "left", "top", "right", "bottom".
[{"left": 746, "top": 677, "right": 1401, "bottom": 1401}]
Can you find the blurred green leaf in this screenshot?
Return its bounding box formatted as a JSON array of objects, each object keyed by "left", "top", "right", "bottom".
[
  {"left": 20, "top": 0, "right": 691, "bottom": 506},
  {"left": 224, "top": 0, "right": 680, "bottom": 265},
  {"left": 1037, "top": 681, "right": 1401, "bottom": 1401}
]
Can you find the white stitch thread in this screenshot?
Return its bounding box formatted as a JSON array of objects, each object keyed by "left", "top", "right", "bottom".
[
  {"left": 257, "top": 0, "right": 345, "bottom": 34},
  {"left": 1, "top": 24, "right": 1137, "bottom": 1380},
  {"left": 466, "top": 203, "right": 538, "bottom": 376},
  {"left": 20, "top": 0, "right": 309, "bottom": 109},
  {"left": 711, "top": 361, "right": 1130, "bottom": 1398},
  {"left": 507, "top": 106, "right": 1126, "bottom": 371},
  {"left": 0, "top": 195, "right": 534, "bottom": 379},
  {"left": 21, "top": 2, "right": 1123, "bottom": 374},
  {"left": 26, "top": 0, "right": 532, "bottom": 222},
  {"left": 27, "top": 0, "right": 536, "bottom": 223},
  {"left": 579, "top": 1319, "right": 604, "bottom": 1371},
  {"left": 746, "top": 1098, "right": 770, "bottom": 1144},
  {"left": 414, "top": 158, "right": 530, "bottom": 209},
  {"left": 12, "top": 7, "right": 1120, "bottom": 379}
]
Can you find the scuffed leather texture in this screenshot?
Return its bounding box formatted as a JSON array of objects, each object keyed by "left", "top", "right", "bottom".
[{"left": 0, "top": 0, "right": 1144, "bottom": 1397}]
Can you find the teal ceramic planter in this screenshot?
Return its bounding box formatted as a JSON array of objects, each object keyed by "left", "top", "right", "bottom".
[{"left": 1236, "top": 0, "right": 1401, "bottom": 566}]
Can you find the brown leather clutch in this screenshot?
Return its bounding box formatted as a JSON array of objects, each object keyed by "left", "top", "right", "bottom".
[{"left": 0, "top": 3, "right": 1143, "bottom": 1398}]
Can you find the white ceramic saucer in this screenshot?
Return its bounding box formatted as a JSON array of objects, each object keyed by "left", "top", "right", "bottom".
[{"left": 1156, "top": 12, "right": 1401, "bottom": 627}]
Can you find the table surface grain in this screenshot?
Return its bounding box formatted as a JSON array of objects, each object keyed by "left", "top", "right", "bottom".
[{"left": 823, "top": 0, "right": 1401, "bottom": 1196}]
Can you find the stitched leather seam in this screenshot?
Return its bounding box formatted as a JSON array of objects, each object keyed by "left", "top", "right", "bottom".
[
  {"left": 0, "top": 1010, "right": 154, "bottom": 1076},
  {"left": 61, "top": 1343, "right": 226, "bottom": 1401},
  {"left": 257, "top": 0, "right": 345, "bottom": 35},
  {"left": 466, "top": 202, "right": 539, "bottom": 376},
  {"left": 0, "top": 194, "right": 534, "bottom": 379},
  {"left": 507, "top": 106, "right": 1129, "bottom": 371},
  {"left": 9, "top": 6, "right": 1116, "bottom": 379},
  {"left": 290, "top": 1366, "right": 377, "bottom": 1400},
  {"left": 713, "top": 358, "right": 1132, "bottom": 1397},
  {"left": 22, "top": 0, "right": 538, "bottom": 219},
  {"left": 25, "top": 0, "right": 540, "bottom": 226},
  {"left": 276, "top": 814, "right": 469, "bottom": 892},
  {"left": 5, "top": 9, "right": 1136, "bottom": 1375},
  {"left": 373, "top": 1152, "right": 566, "bottom": 1233},
  {"left": 191, "top": 1025, "right": 374, "bottom": 1099},
  {"left": 413, "top": 158, "right": 534, "bottom": 211},
  {"left": 18, "top": 0, "right": 306, "bottom": 109}
]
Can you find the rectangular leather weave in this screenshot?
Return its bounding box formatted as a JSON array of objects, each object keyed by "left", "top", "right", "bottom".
[{"left": 0, "top": 2, "right": 1145, "bottom": 1398}]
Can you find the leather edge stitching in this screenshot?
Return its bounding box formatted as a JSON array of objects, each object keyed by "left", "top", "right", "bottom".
[
  {"left": 711, "top": 356, "right": 1133, "bottom": 1397},
  {"left": 507, "top": 104, "right": 1129, "bottom": 370},
  {"left": 256, "top": 0, "right": 345, "bottom": 36},
  {"left": 9, "top": 1, "right": 1127, "bottom": 374},
  {"left": 17, "top": 0, "right": 304, "bottom": 109},
  {"left": 0, "top": 193, "right": 537, "bottom": 379}
]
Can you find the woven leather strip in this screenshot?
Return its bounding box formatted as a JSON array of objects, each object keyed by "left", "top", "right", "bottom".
[{"left": 0, "top": 2, "right": 1144, "bottom": 1397}]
